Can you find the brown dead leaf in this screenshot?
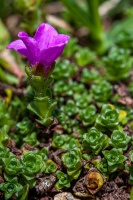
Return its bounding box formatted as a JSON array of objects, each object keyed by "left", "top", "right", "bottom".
[{"left": 85, "top": 168, "right": 105, "bottom": 195}]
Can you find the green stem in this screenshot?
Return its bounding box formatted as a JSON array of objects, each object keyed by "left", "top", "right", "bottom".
[
  {"left": 19, "top": 184, "right": 29, "bottom": 200},
  {"left": 61, "top": 0, "right": 107, "bottom": 54},
  {"left": 87, "top": 0, "right": 101, "bottom": 30},
  {"left": 25, "top": 66, "right": 54, "bottom": 97},
  {"left": 60, "top": 0, "right": 94, "bottom": 31},
  {"left": 86, "top": 0, "right": 107, "bottom": 54}
]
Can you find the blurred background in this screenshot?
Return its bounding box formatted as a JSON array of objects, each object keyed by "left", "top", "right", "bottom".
[{"left": 0, "top": 0, "right": 133, "bottom": 85}]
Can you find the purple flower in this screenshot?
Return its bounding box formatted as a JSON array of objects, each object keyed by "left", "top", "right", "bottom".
[{"left": 6, "top": 23, "right": 70, "bottom": 76}]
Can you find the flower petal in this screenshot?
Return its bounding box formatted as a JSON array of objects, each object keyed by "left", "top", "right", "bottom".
[
  {"left": 49, "top": 34, "right": 70, "bottom": 47},
  {"left": 39, "top": 44, "right": 67, "bottom": 68},
  {"left": 34, "top": 23, "right": 58, "bottom": 50},
  {"left": 18, "top": 32, "right": 40, "bottom": 65},
  {"left": 6, "top": 39, "right": 29, "bottom": 57}
]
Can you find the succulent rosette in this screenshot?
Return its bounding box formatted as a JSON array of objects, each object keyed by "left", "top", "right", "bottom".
[
  {"left": 97, "top": 158, "right": 108, "bottom": 175},
  {"left": 44, "top": 160, "right": 57, "bottom": 173},
  {"left": 0, "top": 178, "right": 23, "bottom": 200},
  {"left": 95, "top": 104, "right": 120, "bottom": 132},
  {"left": 61, "top": 148, "right": 82, "bottom": 180},
  {"left": 0, "top": 146, "right": 10, "bottom": 170},
  {"left": 83, "top": 127, "right": 109, "bottom": 155},
  {"left": 79, "top": 105, "right": 96, "bottom": 126},
  {"left": 110, "top": 130, "right": 131, "bottom": 150},
  {"left": 0, "top": 146, "right": 10, "bottom": 160},
  {"left": 102, "top": 148, "right": 126, "bottom": 173},
  {"left": 2, "top": 155, "right": 22, "bottom": 176},
  {"left": 52, "top": 133, "right": 67, "bottom": 149},
  {"left": 55, "top": 171, "right": 70, "bottom": 189},
  {"left": 103, "top": 46, "right": 133, "bottom": 81},
  {"left": 16, "top": 118, "right": 34, "bottom": 135},
  {"left": 91, "top": 80, "right": 113, "bottom": 103},
  {"left": 20, "top": 151, "right": 45, "bottom": 176}
]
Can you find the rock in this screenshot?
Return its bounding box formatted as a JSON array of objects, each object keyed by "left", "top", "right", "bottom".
[{"left": 54, "top": 192, "right": 80, "bottom": 200}]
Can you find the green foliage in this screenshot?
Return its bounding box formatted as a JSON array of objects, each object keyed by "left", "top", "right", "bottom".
[
  {"left": 110, "top": 130, "right": 131, "bottom": 150},
  {"left": 0, "top": 19, "right": 10, "bottom": 51},
  {"left": 73, "top": 125, "right": 84, "bottom": 139},
  {"left": 0, "top": 68, "right": 19, "bottom": 84},
  {"left": 0, "top": 146, "right": 55, "bottom": 196},
  {"left": 61, "top": 0, "right": 107, "bottom": 54},
  {"left": 28, "top": 95, "right": 56, "bottom": 126},
  {"left": 23, "top": 132, "right": 39, "bottom": 146},
  {"left": 19, "top": 184, "right": 29, "bottom": 200},
  {"left": 14, "top": 0, "right": 42, "bottom": 10},
  {"left": 130, "top": 187, "right": 133, "bottom": 200},
  {"left": 52, "top": 133, "right": 82, "bottom": 151},
  {"left": 108, "top": 14, "right": 133, "bottom": 48},
  {"left": 10, "top": 96, "right": 26, "bottom": 116},
  {"left": 61, "top": 148, "right": 82, "bottom": 179},
  {"left": 15, "top": 118, "right": 38, "bottom": 145},
  {"left": 91, "top": 80, "right": 113, "bottom": 102},
  {"left": 0, "top": 125, "right": 9, "bottom": 147},
  {"left": 20, "top": 151, "right": 45, "bottom": 187},
  {"left": 103, "top": 47, "right": 133, "bottom": 81},
  {"left": 102, "top": 148, "right": 126, "bottom": 173},
  {"left": 64, "top": 137, "right": 82, "bottom": 151},
  {"left": 0, "top": 177, "right": 23, "bottom": 200},
  {"left": 126, "top": 149, "right": 133, "bottom": 185},
  {"left": 35, "top": 147, "right": 48, "bottom": 161},
  {"left": 74, "top": 92, "right": 92, "bottom": 109},
  {"left": 129, "top": 150, "right": 133, "bottom": 162},
  {"left": 54, "top": 80, "right": 71, "bottom": 96},
  {"left": 115, "top": 29, "right": 133, "bottom": 51},
  {"left": 3, "top": 99, "right": 23, "bottom": 126},
  {"left": 97, "top": 158, "right": 108, "bottom": 175},
  {"left": 52, "top": 60, "right": 78, "bottom": 80},
  {"left": 3, "top": 155, "right": 22, "bottom": 176},
  {"left": 83, "top": 127, "right": 109, "bottom": 155},
  {"left": 81, "top": 68, "right": 100, "bottom": 84},
  {"left": 79, "top": 105, "right": 96, "bottom": 126},
  {"left": 58, "top": 112, "right": 79, "bottom": 133},
  {"left": 52, "top": 133, "right": 66, "bottom": 149},
  {"left": 0, "top": 146, "right": 10, "bottom": 168},
  {"left": 55, "top": 171, "right": 70, "bottom": 189},
  {"left": 44, "top": 160, "right": 57, "bottom": 173},
  {"left": 20, "top": 151, "right": 45, "bottom": 176},
  {"left": 61, "top": 100, "right": 79, "bottom": 116},
  {"left": 16, "top": 118, "right": 35, "bottom": 136},
  {"left": 54, "top": 80, "right": 85, "bottom": 96},
  {"left": 2, "top": 2, "right": 133, "bottom": 197},
  {"left": 62, "top": 38, "right": 78, "bottom": 57},
  {"left": 125, "top": 159, "right": 133, "bottom": 185},
  {"left": 128, "top": 168, "right": 133, "bottom": 185},
  {"left": 95, "top": 104, "right": 120, "bottom": 132},
  {"left": 72, "top": 82, "right": 87, "bottom": 94},
  {"left": 75, "top": 47, "right": 95, "bottom": 66},
  {"left": 13, "top": 0, "right": 43, "bottom": 34},
  {"left": 0, "top": 146, "right": 10, "bottom": 157},
  {"left": 0, "top": 100, "right": 16, "bottom": 128},
  {"left": 26, "top": 67, "right": 57, "bottom": 126}
]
